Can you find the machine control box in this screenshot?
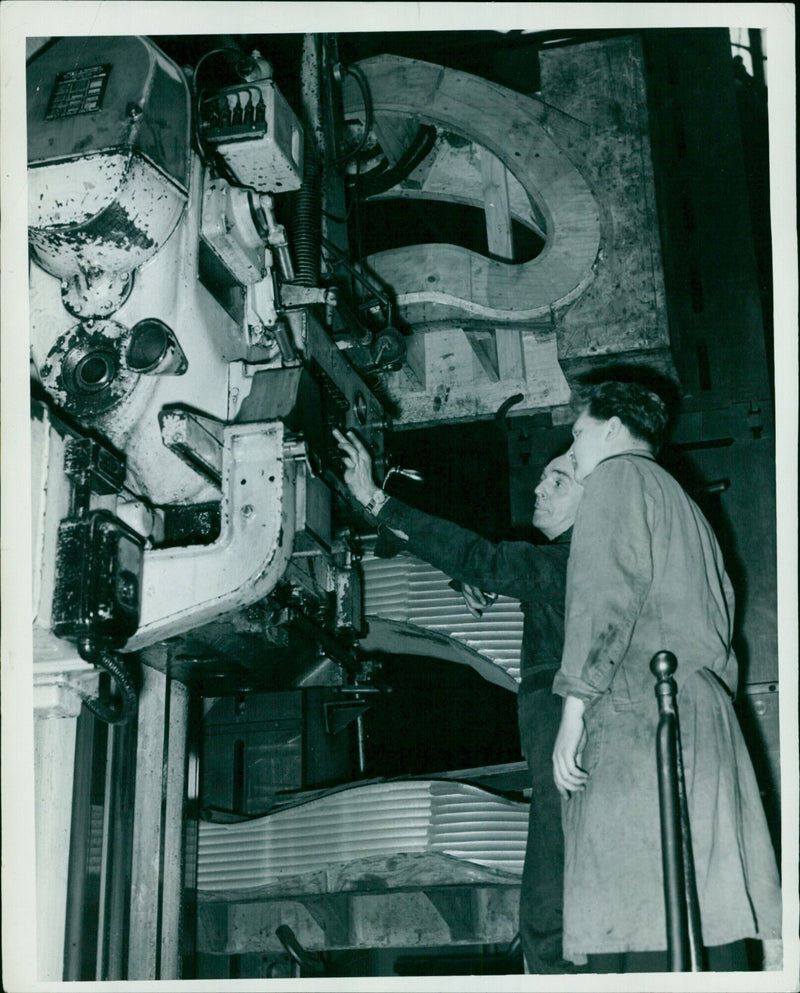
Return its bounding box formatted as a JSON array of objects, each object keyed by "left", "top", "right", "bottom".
[
  {"left": 53, "top": 510, "right": 145, "bottom": 646},
  {"left": 201, "top": 78, "right": 304, "bottom": 193}
]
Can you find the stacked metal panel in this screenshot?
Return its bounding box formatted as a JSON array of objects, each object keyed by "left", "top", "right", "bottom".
[
  {"left": 361, "top": 552, "right": 525, "bottom": 686},
  {"left": 197, "top": 779, "right": 528, "bottom": 892}
]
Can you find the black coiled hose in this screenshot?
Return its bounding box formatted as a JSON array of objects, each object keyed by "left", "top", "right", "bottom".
[
  {"left": 77, "top": 637, "right": 138, "bottom": 725},
  {"left": 289, "top": 140, "right": 322, "bottom": 287}
]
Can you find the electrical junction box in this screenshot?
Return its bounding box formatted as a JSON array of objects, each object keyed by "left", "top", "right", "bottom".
[
  {"left": 207, "top": 78, "right": 304, "bottom": 193},
  {"left": 53, "top": 510, "right": 145, "bottom": 646}
]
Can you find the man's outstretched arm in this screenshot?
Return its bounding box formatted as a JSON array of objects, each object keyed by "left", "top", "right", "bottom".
[{"left": 334, "top": 428, "right": 567, "bottom": 602}]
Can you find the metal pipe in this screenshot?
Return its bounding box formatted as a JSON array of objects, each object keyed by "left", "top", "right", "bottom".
[
  {"left": 650, "top": 650, "right": 703, "bottom": 971},
  {"left": 63, "top": 708, "right": 96, "bottom": 980},
  {"left": 104, "top": 720, "right": 137, "bottom": 980},
  {"left": 94, "top": 725, "right": 115, "bottom": 977},
  {"left": 355, "top": 711, "right": 367, "bottom": 775}
]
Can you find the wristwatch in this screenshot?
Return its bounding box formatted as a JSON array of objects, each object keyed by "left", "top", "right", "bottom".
[{"left": 365, "top": 489, "right": 388, "bottom": 516}]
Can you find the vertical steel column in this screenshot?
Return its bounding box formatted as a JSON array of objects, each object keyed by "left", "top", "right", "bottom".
[
  {"left": 103, "top": 719, "right": 138, "bottom": 980},
  {"left": 127, "top": 665, "right": 189, "bottom": 980},
  {"left": 62, "top": 707, "right": 95, "bottom": 980},
  {"left": 650, "top": 650, "right": 703, "bottom": 971}
]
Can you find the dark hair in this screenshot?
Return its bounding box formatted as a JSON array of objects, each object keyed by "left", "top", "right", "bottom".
[{"left": 573, "top": 380, "right": 669, "bottom": 451}]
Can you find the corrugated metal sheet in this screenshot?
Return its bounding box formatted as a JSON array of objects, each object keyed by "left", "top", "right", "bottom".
[
  {"left": 361, "top": 553, "right": 525, "bottom": 684},
  {"left": 197, "top": 779, "right": 528, "bottom": 891}
]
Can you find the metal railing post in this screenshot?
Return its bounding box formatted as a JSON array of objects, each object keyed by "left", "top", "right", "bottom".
[{"left": 650, "top": 650, "right": 703, "bottom": 971}]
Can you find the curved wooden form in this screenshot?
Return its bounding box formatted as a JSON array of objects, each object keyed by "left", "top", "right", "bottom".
[{"left": 342, "top": 56, "right": 601, "bottom": 325}]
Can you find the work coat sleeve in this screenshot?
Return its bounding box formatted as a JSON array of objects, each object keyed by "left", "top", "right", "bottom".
[
  {"left": 376, "top": 497, "right": 567, "bottom": 603},
  {"left": 553, "top": 458, "right": 654, "bottom": 702}
]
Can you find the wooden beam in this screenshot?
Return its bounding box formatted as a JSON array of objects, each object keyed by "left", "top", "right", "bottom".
[
  {"left": 197, "top": 886, "right": 520, "bottom": 953},
  {"left": 33, "top": 657, "right": 101, "bottom": 977},
  {"left": 463, "top": 326, "right": 526, "bottom": 383},
  {"left": 424, "top": 887, "right": 479, "bottom": 941},
  {"left": 128, "top": 667, "right": 188, "bottom": 981},
  {"left": 302, "top": 895, "right": 351, "bottom": 947},
  {"left": 403, "top": 331, "right": 427, "bottom": 389},
  {"left": 374, "top": 134, "right": 546, "bottom": 238},
  {"left": 196, "top": 904, "right": 228, "bottom": 954},
  {"left": 128, "top": 667, "right": 166, "bottom": 979},
  {"left": 464, "top": 329, "right": 500, "bottom": 382},
  {"left": 372, "top": 112, "right": 420, "bottom": 166},
  {"left": 380, "top": 328, "right": 570, "bottom": 428},
  {"left": 479, "top": 149, "right": 514, "bottom": 261},
  {"left": 495, "top": 327, "right": 525, "bottom": 380},
  {"left": 159, "top": 679, "right": 189, "bottom": 979}
]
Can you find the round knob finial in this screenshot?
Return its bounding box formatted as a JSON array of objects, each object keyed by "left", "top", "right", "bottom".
[{"left": 650, "top": 650, "right": 677, "bottom": 681}]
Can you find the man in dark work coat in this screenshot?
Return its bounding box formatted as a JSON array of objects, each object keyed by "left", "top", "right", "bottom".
[{"left": 334, "top": 428, "right": 584, "bottom": 974}]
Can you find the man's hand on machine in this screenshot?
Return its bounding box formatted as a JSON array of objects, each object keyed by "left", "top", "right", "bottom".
[{"left": 332, "top": 428, "right": 381, "bottom": 507}]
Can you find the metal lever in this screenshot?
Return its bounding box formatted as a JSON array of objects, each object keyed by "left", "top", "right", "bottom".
[{"left": 383, "top": 465, "right": 424, "bottom": 487}]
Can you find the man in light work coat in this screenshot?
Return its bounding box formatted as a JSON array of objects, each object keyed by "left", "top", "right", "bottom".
[
  {"left": 552, "top": 380, "right": 782, "bottom": 972},
  {"left": 334, "top": 427, "right": 584, "bottom": 974}
]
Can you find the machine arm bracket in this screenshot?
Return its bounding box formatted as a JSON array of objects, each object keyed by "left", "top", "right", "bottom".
[{"left": 126, "top": 421, "right": 295, "bottom": 649}]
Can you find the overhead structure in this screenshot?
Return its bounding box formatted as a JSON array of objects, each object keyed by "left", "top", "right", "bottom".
[{"left": 341, "top": 40, "right": 672, "bottom": 427}]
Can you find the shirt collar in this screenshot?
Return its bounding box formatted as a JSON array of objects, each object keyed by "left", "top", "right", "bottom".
[{"left": 594, "top": 448, "right": 655, "bottom": 472}]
